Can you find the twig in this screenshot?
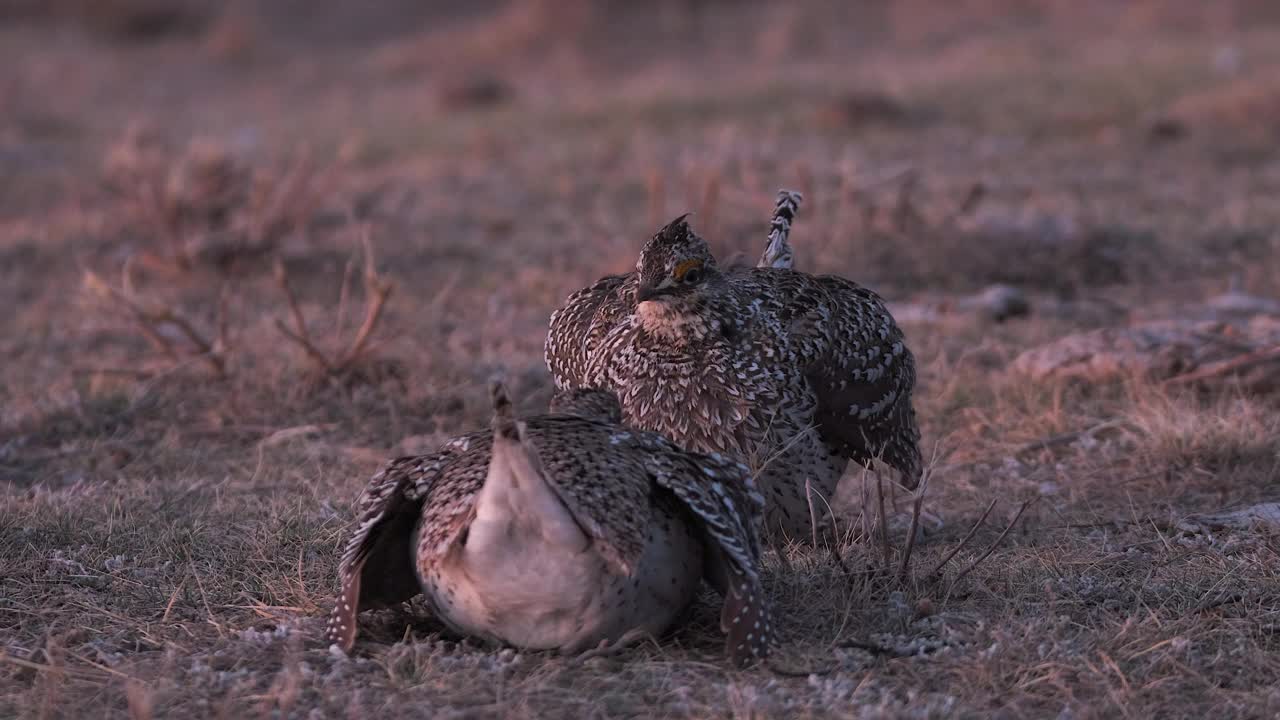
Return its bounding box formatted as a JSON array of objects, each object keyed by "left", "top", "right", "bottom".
[
  {"left": 0, "top": 652, "right": 108, "bottom": 682},
  {"left": 895, "top": 471, "right": 929, "bottom": 581},
  {"left": 332, "top": 255, "right": 356, "bottom": 346},
  {"left": 273, "top": 259, "right": 336, "bottom": 373},
  {"left": 859, "top": 470, "right": 873, "bottom": 544},
  {"left": 1193, "top": 592, "right": 1245, "bottom": 614},
  {"left": 1164, "top": 345, "right": 1280, "bottom": 386},
  {"left": 950, "top": 499, "right": 1032, "bottom": 586},
  {"left": 88, "top": 269, "right": 177, "bottom": 359},
  {"left": 274, "top": 260, "right": 314, "bottom": 348},
  {"left": 836, "top": 638, "right": 895, "bottom": 656},
  {"left": 127, "top": 315, "right": 179, "bottom": 360},
  {"left": 250, "top": 150, "right": 316, "bottom": 247},
  {"left": 337, "top": 228, "right": 393, "bottom": 369},
  {"left": 119, "top": 258, "right": 224, "bottom": 375},
  {"left": 214, "top": 282, "right": 230, "bottom": 354},
  {"left": 930, "top": 499, "right": 997, "bottom": 576},
  {"left": 1015, "top": 419, "right": 1126, "bottom": 457},
  {"left": 806, "top": 477, "right": 819, "bottom": 549},
  {"left": 892, "top": 171, "right": 921, "bottom": 232},
  {"left": 160, "top": 311, "right": 222, "bottom": 372},
  {"left": 162, "top": 577, "right": 187, "bottom": 622},
  {"left": 186, "top": 553, "right": 225, "bottom": 638},
  {"left": 84, "top": 269, "right": 226, "bottom": 377},
  {"left": 273, "top": 319, "right": 335, "bottom": 373},
  {"left": 875, "top": 474, "right": 891, "bottom": 569},
  {"left": 766, "top": 658, "right": 837, "bottom": 677},
  {"left": 272, "top": 227, "right": 393, "bottom": 378},
  {"left": 944, "top": 182, "right": 986, "bottom": 225}
]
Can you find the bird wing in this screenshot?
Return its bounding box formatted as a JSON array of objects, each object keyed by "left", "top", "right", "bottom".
[
  {"left": 548, "top": 386, "right": 623, "bottom": 423},
  {"left": 635, "top": 433, "right": 772, "bottom": 666},
  {"left": 413, "top": 432, "right": 493, "bottom": 563},
  {"left": 769, "top": 272, "right": 922, "bottom": 487},
  {"left": 326, "top": 433, "right": 484, "bottom": 653},
  {"left": 545, "top": 273, "right": 632, "bottom": 389},
  {"left": 525, "top": 416, "right": 652, "bottom": 577}
]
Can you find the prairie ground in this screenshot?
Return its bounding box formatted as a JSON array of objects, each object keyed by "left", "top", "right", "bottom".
[{"left": 2, "top": 1, "right": 1279, "bottom": 717}]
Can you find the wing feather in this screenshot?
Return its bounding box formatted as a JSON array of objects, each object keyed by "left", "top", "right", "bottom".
[
  {"left": 637, "top": 437, "right": 772, "bottom": 666},
  {"left": 546, "top": 273, "right": 632, "bottom": 389},
  {"left": 325, "top": 457, "right": 423, "bottom": 652},
  {"left": 326, "top": 435, "right": 481, "bottom": 653},
  {"left": 770, "top": 272, "right": 923, "bottom": 487}
]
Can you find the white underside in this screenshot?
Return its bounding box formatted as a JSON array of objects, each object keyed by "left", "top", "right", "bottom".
[{"left": 422, "top": 428, "right": 704, "bottom": 652}]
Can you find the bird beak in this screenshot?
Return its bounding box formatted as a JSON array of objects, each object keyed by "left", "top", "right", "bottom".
[{"left": 635, "top": 285, "right": 661, "bottom": 303}]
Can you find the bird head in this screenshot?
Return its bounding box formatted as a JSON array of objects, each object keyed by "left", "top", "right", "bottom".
[{"left": 634, "top": 214, "right": 719, "bottom": 305}]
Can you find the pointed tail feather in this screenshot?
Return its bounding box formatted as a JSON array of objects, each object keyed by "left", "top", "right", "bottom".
[
  {"left": 721, "top": 568, "right": 772, "bottom": 667},
  {"left": 488, "top": 374, "right": 522, "bottom": 443},
  {"left": 326, "top": 555, "right": 364, "bottom": 653},
  {"left": 758, "top": 189, "right": 803, "bottom": 270}
]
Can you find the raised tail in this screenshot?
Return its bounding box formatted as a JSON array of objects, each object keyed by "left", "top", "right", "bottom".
[
  {"left": 476, "top": 375, "right": 600, "bottom": 562},
  {"left": 757, "top": 189, "right": 803, "bottom": 270},
  {"left": 488, "top": 374, "right": 517, "bottom": 440}
]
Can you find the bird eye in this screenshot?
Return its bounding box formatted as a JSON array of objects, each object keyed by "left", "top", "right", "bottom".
[{"left": 673, "top": 259, "right": 704, "bottom": 284}]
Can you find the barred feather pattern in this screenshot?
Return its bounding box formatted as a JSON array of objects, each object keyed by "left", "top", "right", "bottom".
[{"left": 758, "top": 189, "right": 802, "bottom": 270}]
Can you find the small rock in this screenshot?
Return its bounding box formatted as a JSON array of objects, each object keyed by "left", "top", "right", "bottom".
[
  {"left": 440, "top": 76, "right": 513, "bottom": 109},
  {"left": 1178, "top": 503, "right": 1280, "bottom": 534},
  {"left": 1206, "top": 290, "right": 1280, "bottom": 318},
  {"left": 957, "top": 284, "right": 1030, "bottom": 322},
  {"left": 1147, "top": 117, "right": 1187, "bottom": 144},
  {"left": 1213, "top": 45, "right": 1244, "bottom": 76},
  {"left": 913, "top": 598, "right": 936, "bottom": 620},
  {"left": 1011, "top": 318, "right": 1280, "bottom": 383},
  {"left": 815, "top": 90, "right": 918, "bottom": 130},
  {"left": 886, "top": 301, "right": 946, "bottom": 325},
  {"left": 888, "top": 285, "right": 1030, "bottom": 326}
]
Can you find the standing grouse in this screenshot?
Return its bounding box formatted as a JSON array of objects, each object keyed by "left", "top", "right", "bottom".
[{"left": 545, "top": 191, "right": 922, "bottom": 542}]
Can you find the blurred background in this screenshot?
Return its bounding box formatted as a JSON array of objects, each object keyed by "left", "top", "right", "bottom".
[
  {"left": 5, "top": 0, "right": 1280, "bottom": 290},
  {"left": 5, "top": 0, "right": 1280, "bottom": 509},
  {"left": 4, "top": 3, "right": 1280, "bottom": 717}
]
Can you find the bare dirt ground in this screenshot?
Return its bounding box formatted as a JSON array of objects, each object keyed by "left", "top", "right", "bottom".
[{"left": 3, "top": 1, "right": 1280, "bottom": 717}]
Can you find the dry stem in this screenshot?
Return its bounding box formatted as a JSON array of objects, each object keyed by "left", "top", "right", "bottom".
[
  {"left": 895, "top": 470, "right": 930, "bottom": 581},
  {"left": 84, "top": 268, "right": 227, "bottom": 378},
  {"left": 949, "top": 499, "right": 1032, "bottom": 586},
  {"left": 272, "top": 225, "right": 393, "bottom": 378},
  {"left": 930, "top": 498, "right": 997, "bottom": 576}
]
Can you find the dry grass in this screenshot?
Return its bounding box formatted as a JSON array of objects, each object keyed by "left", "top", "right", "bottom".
[
  {"left": 102, "top": 127, "right": 335, "bottom": 273},
  {"left": 4, "top": 2, "right": 1280, "bottom": 718}
]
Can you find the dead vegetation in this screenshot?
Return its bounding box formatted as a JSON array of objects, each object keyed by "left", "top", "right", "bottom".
[
  {"left": 82, "top": 264, "right": 230, "bottom": 378},
  {"left": 103, "top": 128, "right": 335, "bottom": 273},
  {"left": 78, "top": 213, "right": 396, "bottom": 389},
  {"left": 271, "top": 227, "right": 396, "bottom": 384},
  {"left": 4, "top": 1, "right": 1280, "bottom": 718}
]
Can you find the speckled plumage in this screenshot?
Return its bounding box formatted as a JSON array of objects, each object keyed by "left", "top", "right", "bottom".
[
  {"left": 758, "top": 189, "right": 802, "bottom": 270},
  {"left": 326, "top": 384, "right": 771, "bottom": 667},
  {"left": 545, "top": 197, "right": 922, "bottom": 542}
]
